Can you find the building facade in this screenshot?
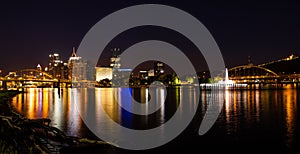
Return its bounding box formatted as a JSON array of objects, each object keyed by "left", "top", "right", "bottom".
[
  {"left": 68, "top": 48, "right": 87, "bottom": 81},
  {"left": 48, "top": 53, "right": 68, "bottom": 79}
]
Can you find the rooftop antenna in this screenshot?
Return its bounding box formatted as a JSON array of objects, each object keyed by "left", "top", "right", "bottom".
[{"left": 71, "top": 47, "right": 77, "bottom": 57}]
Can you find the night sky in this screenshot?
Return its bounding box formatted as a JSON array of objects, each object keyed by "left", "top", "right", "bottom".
[{"left": 1, "top": 1, "right": 300, "bottom": 74}]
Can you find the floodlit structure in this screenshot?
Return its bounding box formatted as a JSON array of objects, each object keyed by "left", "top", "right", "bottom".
[
  {"left": 200, "top": 68, "right": 247, "bottom": 89},
  {"left": 95, "top": 67, "right": 113, "bottom": 81}
]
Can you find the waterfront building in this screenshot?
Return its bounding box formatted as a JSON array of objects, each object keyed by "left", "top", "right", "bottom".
[
  {"left": 95, "top": 67, "right": 113, "bottom": 81},
  {"left": 68, "top": 48, "right": 87, "bottom": 81},
  {"left": 154, "top": 61, "right": 164, "bottom": 76},
  {"left": 48, "top": 53, "right": 68, "bottom": 79}
]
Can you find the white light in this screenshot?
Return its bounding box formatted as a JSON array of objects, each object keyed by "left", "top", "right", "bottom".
[{"left": 118, "top": 68, "right": 132, "bottom": 72}]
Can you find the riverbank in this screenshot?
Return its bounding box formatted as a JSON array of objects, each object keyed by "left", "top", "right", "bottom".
[{"left": 0, "top": 90, "right": 116, "bottom": 153}]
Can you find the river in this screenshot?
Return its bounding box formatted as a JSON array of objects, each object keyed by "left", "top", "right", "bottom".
[{"left": 11, "top": 87, "right": 300, "bottom": 153}]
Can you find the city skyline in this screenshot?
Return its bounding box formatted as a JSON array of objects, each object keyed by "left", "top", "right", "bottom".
[{"left": 0, "top": 47, "right": 298, "bottom": 76}]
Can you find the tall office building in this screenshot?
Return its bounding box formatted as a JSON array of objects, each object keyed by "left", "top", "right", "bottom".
[
  {"left": 48, "top": 53, "right": 68, "bottom": 79},
  {"left": 68, "top": 47, "right": 87, "bottom": 81},
  {"left": 110, "top": 48, "right": 121, "bottom": 68},
  {"left": 48, "top": 53, "right": 60, "bottom": 73},
  {"left": 154, "top": 61, "right": 164, "bottom": 76}
]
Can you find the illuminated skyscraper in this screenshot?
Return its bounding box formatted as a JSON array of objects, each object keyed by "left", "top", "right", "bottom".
[
  {"left": 68, "top": 47, "right": 87, "bottom": 81},
  {"left": 48, "top": 53, "right": 61, "bottom": 78},
  {"left": 110, "top": 48, "right": 121, "bottom": 68},
  {"left": 48, "top": 53, "right": 68, "bottom": 79},
  {"left": 154, "top": 61, "right": 164, "bottom": 76}
]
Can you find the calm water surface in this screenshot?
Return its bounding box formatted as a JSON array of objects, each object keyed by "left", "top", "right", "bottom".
[{"left": 11, "top": 87, "right": 300, "bottom": 153}]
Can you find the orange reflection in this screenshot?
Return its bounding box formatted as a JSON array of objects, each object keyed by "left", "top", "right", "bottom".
[
  {"left": 255, "top": 91, "right": 260, "bottom": 122},
  {"left": 28, "top": 88, "right": 36, "bottom": 119},
  {"left": 11, "top": 94, "right": 22, "bottom": 112},
  {"left": 233, "top": 90, "right": 237, "bottom": 116},
  {"left": 283, "top": 89, "right": 297, "bottom": 146},
  {"left": 102, "top": 88, "right": 118, "bottom": 121},
  {"left": 42, "top": 89, "right": 49, "bottom": 118}
]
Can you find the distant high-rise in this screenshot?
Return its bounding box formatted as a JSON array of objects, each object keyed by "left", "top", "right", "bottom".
[
  {"left": 48, "top": 53, "right": 68, "bottom": 79},
  {"left": 154, "top": 61, "right": 164, "bottom": 76},
  {"left": 110, "top": 48, "right": 121, "bottom": 68},
  {"left": 68, "top": 47, "right": 87, "bottom": 81}
]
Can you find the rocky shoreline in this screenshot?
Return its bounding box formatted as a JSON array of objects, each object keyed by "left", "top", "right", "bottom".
[{"left": 0, "top": 90, "right": 117, "bottom": 154}]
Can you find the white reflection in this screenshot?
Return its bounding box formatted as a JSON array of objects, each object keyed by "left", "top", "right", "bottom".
[
  {"left": 69, "top": 88, "right": 80, "bottom": 136},
  {"left": 225, "top": 89, "right": 230, "bottom": 121},
  {"left": 53, "top": 88, "right": 62, "bottom": 128},
  {"left": 160, "top": 88, "right": 165, "bottom": 122}
]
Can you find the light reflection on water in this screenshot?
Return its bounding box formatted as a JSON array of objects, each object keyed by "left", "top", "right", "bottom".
[{"left": 11, "top": 87, "right": 298, "bottom": 150}]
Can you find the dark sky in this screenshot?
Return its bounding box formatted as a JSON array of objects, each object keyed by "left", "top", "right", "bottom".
[{"left": 1, "top": 1, "right": 300, "bottom": 74}]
